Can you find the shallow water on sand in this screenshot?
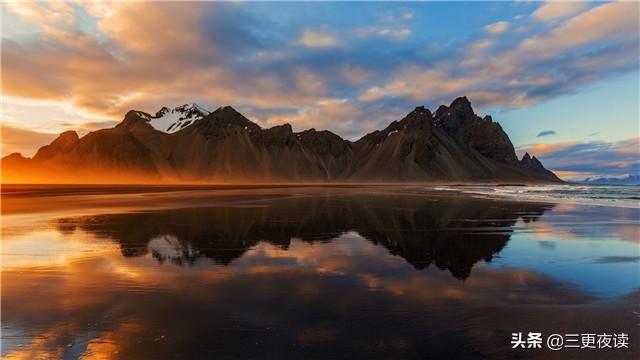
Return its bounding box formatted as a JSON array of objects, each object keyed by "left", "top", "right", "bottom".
[
  {"left": 435, "top": 184, "right": 640, "bottom": 208},
  {"left": 1, "top": 185, "right": 638, "bottom": 359}
]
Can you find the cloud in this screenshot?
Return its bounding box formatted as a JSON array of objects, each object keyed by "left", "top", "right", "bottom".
[
  {"left": 381, "top": 8, "right": 415, "bottom": 22},
  {"left": 358, "top": 2, "right": 639, "bottom": 110},
  {"left": 537, "top": 130, "right": 556, "bottom": 137},
  {"left": 249, "top": 99, "right": 405, "bottom": 140},
  {"left": 3, "top": 1, "right": 76, "bottom": 36},
  {"left": 5, "top": 1, "right": 637, "bottom": 117},
  {"left": 484, "top": 21, "right": 510, "bottom": 34},
  {"left": 469, "top": 39, "right": 495, "bottom": 52},
  {"left": 339, "top": 65, "right": 369, "bottom": 85},
  {"left": 520, "top": 2, "right": 638, "bottom": 60},
  {"left": 1, "top": 124, "right": 58, "bottom": 157},
  {"left": 2, "top": 3, "right": 333, "bottom": 114},
  {"left": 358, "top": 66, "right": 469, "bottom": 104},
  {"left": 355, "top": 26, "right": 412, "bottom": 39},
  {"left": 532, "top": 1, "right": 590, "bottom": 22},
  {"left": 0, "top": 0, "right": 638, "bottom": 160},
  {"left": 298, "top": 29, "right": 338, "bottom": 48},
  {"left": 377, "top": 28, "right": 412, "bottom": 39},
  {"left": 63, "top": 120, "right": 120, "bottom": 133},
  {"left": 517, "top": 137, "right": 640, "bottom": 180}
]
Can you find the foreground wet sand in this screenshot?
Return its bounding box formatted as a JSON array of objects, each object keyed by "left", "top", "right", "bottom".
[{"left": 2, "top": 185, "right": 638, "bottom": 359}]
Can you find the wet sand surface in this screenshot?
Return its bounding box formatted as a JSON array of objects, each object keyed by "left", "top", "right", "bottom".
[{"left": 1, "top": 185, "right": 638, "bottom": 359}]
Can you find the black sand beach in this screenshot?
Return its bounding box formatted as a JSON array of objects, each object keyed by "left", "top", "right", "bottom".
[{"left": 2, "top": 185, "right": 638, "bottom": 359}]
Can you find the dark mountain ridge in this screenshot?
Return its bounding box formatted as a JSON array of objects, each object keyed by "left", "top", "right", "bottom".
[{"left": 2, "top": 97, "right": 562, "bottom": 183}]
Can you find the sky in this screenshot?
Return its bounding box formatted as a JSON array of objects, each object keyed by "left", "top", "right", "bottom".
[{"left": 1, "top": 1, "right": 638, "bottom": 181}]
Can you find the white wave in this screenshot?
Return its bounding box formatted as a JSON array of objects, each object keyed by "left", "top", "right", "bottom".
[{"left": 432, "top": 184, "right": 640, "bottom": 209}]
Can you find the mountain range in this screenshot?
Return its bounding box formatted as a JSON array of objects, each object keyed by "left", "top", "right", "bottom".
[
  {"left": 1, "top": 97, "right": 561, "bottom": 183},
  {"left": 581, "top": 175, "right": 640, "bottom": 185}
]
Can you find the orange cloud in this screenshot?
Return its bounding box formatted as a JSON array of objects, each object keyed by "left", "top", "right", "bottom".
[
  {"left": 614, "top": 137, "right": 640, "bottom": 155},
  {"left": 354, "top": 2, "right": 636, "bottom": 109},
  {"left": 532, "top": 1, "right": 589, "bottom": 22},
  {"left": 298, "top": 29, "right": 338, "bottom": 48},
  {"left": 521, "top": 1, "right": 639, "bottom": 59},
  {"left": 340, "top": 65, "right": 369, "bottom": 85},
  {"left": 2, "top": 2, "right": 331, "bottom": 121},
  {"left": 517, "top": 136, "right": 640, "bottom": 180},
  {"left": 516, "top": 142, "right": 574, "bottom": 158},
  {"left": 1, "top": 124, "right": 58, "bottom": 157},
  {"left": 484, "top": 21, "right": 510, "bottom": 34},
  {"left": 268, "top": 100, "right": 405, "bottom": 138},
  {"left": 359, "top": 66, "right": 470, "bottom": 103},
  {"left": 1, "top": 0, "right": 637, "bottom": 159}
]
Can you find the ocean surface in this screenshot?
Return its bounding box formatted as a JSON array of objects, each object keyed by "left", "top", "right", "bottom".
[
  {"left": 1, "top": 184, "right": 638, "bottom": 359},
  {"left": 435, "top": 184, "right": 640, "bottom": 208}
]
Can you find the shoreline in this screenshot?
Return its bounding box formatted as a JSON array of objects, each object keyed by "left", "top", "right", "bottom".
[
  {"left": 0, "top": 184, "right": 548, "bottom": 218},
  {"left": 2, "top": 183, "right": 638, "bottom": 220}
]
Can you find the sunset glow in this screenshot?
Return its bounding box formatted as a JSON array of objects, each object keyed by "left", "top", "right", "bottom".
[{"left": 2, "top": 1, "right": 638, "bottom": 180}]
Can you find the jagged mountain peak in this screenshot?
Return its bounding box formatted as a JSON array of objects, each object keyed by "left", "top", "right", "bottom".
[
  {"left": 450, "top": 95, "right": 472, "bottom": 109},
  {"left": 156, "top": 106, "right": 171, "bottom": 116},
  {"left": 402, "top": 106, "right": 433, "bottom": 125},
  {"left": 297, "top": 128, "right": 341, "bottom": 137},
  {"left": 358, "top": 105, "right": 434, "bottom": 146},
  {"left": 519, "top": 152, "right": 551, "bottom": 178},
  {"left": 214, "top": 105, "right": 240, "bottom": 114},
  {"left": 129, "top": 103, "right": 211, "bottom": 134},
  {"left": 412, "top": 105, "right": 431, "bottom": 115},
  {"left": 2, "top": 96, "right": 563, "bottom": 183},
  {"left": 200, "top": 105, "right": 259, "bottom": 130},
  {"left": 150, "top": 103, "right": 210, "bottom": 118},
  {"left": 174, "top": 103, "right": 209, "bottom": 114},
  {"left": 53, "top": 130, "right": 79, "bottom": 144},
  {"left": 32, "top": 130, "right": 79, "bottom": 162},
  {"left": 434, "top": 96, "right": 474, "bottom": 122}
]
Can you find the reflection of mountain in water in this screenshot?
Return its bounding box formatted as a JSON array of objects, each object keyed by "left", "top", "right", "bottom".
[{"left": 56, "top": 195, "right": 551, "bottom": 279}]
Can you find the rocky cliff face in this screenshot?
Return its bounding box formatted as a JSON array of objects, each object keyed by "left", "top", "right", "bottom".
[
  {"left": 518, "top": 152, "right": 559, "bottom": 182},
  {"left": 2, "top": 97, "right": 562, "bottom": 183},
  {"left": 433, "top": 97, "right": 518, "bottom": 165}
]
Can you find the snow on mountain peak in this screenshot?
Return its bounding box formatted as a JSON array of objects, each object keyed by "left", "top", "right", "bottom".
[{"left": 143, "top": 103, "right": 210, "bottom": 133}]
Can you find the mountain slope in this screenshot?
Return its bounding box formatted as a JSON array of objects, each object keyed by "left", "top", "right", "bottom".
[
  {"left": 134, "top": 103, "right": 210, "bottom": 133},
  {"left": 1, "top": 97, "right": 562, "bottom": 183},
  {"left": 345, "top": 102, "right": 555, "bottom": 181}
]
